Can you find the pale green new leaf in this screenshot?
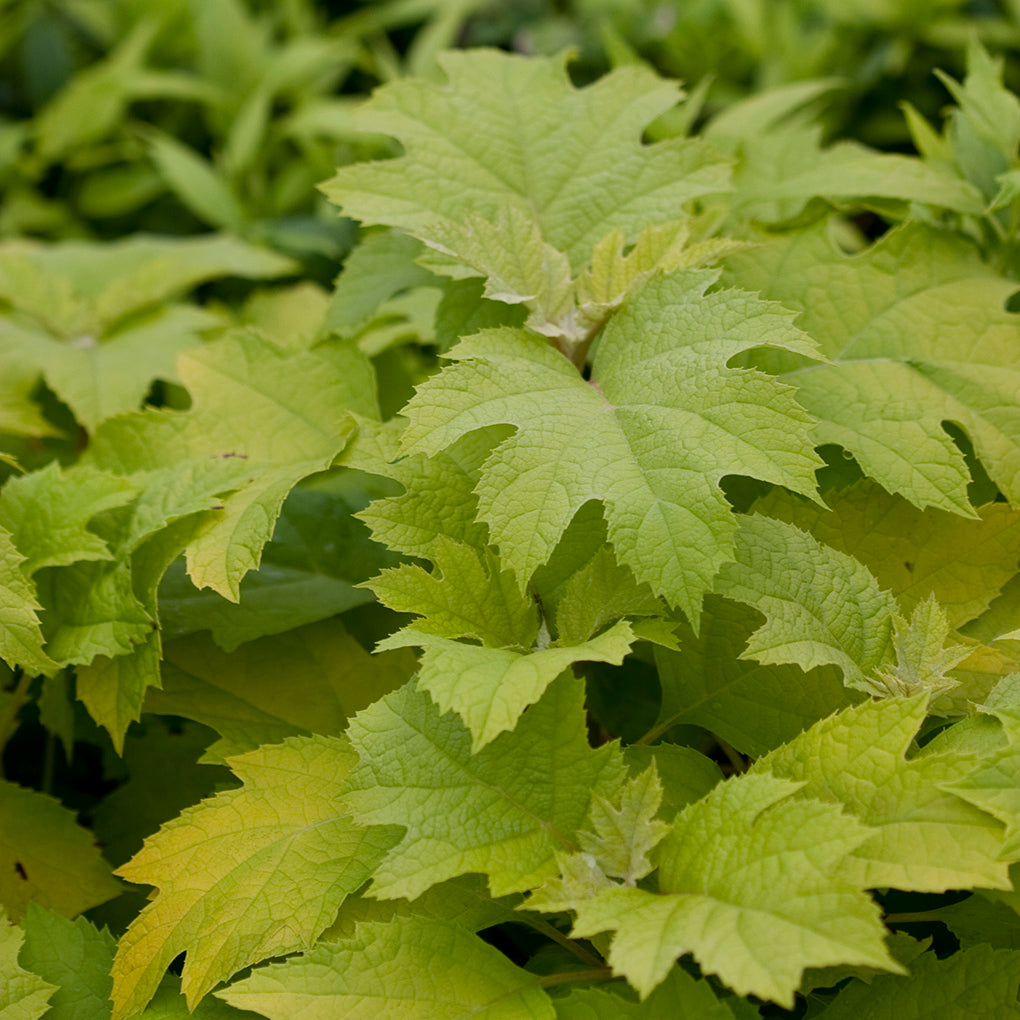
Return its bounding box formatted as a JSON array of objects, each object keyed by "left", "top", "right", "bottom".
[
  {"left": 0, "top": 916, "right": 54, "bottom": 1020},
  {"left": 579, "top": 764, "right": 670, "bottom": 885},
  {"left": 0, "top": 526, "right": 56, "bottom": 675},
  {"left": 111, "top": 735, "right": 401, "bottom": 1020},
  {"left": 820, "top": 944, "right": 1020, "bottom": 1019},
  {"left": 322, "top": 50, "right": 729, "bottom": 271},
  {"left": 873, "top": 595, "right": 971, "bottom": 699},
  {"left": 402, "top": 271, "right": 822, "bottom": 621},
  {"left": 715, "top": 515, "right": 898, "bottom": 694},
  {"left": 724, "top": 220, "right": 1020, "bottom": 511},
  {"left": 753, "top": 697, "right": 1011, "bottom": 891},
  {"left": 0, "top": 780, "right": 121, "bottom": 923},
  {"left": 18, "top": 903, "right": 115, "bottom": 1020},
  {"left": 653, "top": 595, "right": 852, "bottom": 756},
  {"left": 345, "top": 674, "right": 626, "bottom": 899},
  {"left": 754, "top": 481, "right": 1020, "bottom": 628},
  {"left": 217, "top": 916, "right": 554, "bottom": 1019},
  {"left": 570, "top": 772, "right": 894, "bottom": 1005}
]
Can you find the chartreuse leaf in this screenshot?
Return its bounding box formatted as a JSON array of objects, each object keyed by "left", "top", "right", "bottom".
[
  {"left": 0, "top": 780, "right": 121, "bottom": 922},
  {"left": 379, "top": 622, "right": 636, "bottom": 752},
  {"left": 0, "top": 235, "right": 294, "bottom": 430},
  {"left": 372, "top": 539, "right": 642, "bottom": 748},
  {"left": 0, "top": 914, "right": 55, "bottom": 1019},
  {"left": 18, "top": 903, "right": 115, "bottom": 1020},
  {"left": 567, "top": 772, "right": 894, "bottom": 1006},
  {"left": 110, "top": 735, "right": 400, "bottom": 1020},
  {"left": 821, "top": 945, "right": 1020, "bottom": 1019},
  {"left": 715, "top": 515, "right": 898, "bottom": 694},
  {"left": 345, "top": 674, "right": 626, "bottom": 900},
  {"left": 145, "top": 620, "right": 415, "bottom": 762},
  {"left": 368, "top": 540, "right": 537, "bottom": 647},
  {"left": 653, "top": 595, "right": 852, "bottom": 756},
  {"left": 724, "top": 220, "right": 1020, "bottom": 511},
  {"left": 754, "top": 480, "right": 1020, "bottom": 628},
  {"left": 322, "top": 50, "right": 729, "bottom": 272},
  {"left": 0, "top": 463, "right": 139, "bottom": 575},
  {"left": 216, "top": 915, "right": 555, "bottom": 1019},
  {"left": 553, "top": 967, "right": 736, "bottom": 1019},
  {"left": 402, "top": 270, "right": 822, "bottom": 622},
  {"left": 350, "top": 420, "right": 495, "bottom": 560},
  {"left": 753, "top": 697, "right": 1012, "bottom": 891},
  {"left": 139, "top": 975, "right": 259, "bottom": 1019},
  {"left": 0, "top": 526, "right": 56, "bottom": 675}
]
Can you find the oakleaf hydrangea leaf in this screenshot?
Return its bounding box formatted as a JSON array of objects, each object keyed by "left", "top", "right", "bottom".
[
  {"left": 753, "top": 697, "right": 1012, "bottom": 891},
  {"left": 18, "top": 903, "right": 115, "bottom": 1020},
  {"left": 754, "top": 480, "right": 1020, "bottom": 628},
  {"left": 0, "top": 463, "right": 139, "bottom": 575},
  {"left": 402, "top": 270, "right": 823, "bottom": 621},
  {"left": 716, "top": 515, "right": 898, "bottom": 694},
  {"left": 0, "top": 526, "right": 56, "bottom": 675},
  {"left": 569, "top": 772, "right": 895, "bottom": 1006},
  {"left": 0, "top": 779, "right": 122, "bottom": 922},
  {"left": 345, "top": 674, "right": 626, "bottom": 900},
  {"left": 110, "top": 736, "right": 400, "bottom": 1020},
  {"left": 216, "top": 916, "right": 555, "bottom": 1019},
  {"left": 578, "top": 763, "right": 670, "bottom": 885},
  {"left": 653, "top": 595, "right": 852, "bottom": 756},
  {"left": 724, "top": 220, "right": 1020, "bottom": 511},
  {"left": 379, "top": 621, "right": 636, "bottom": 751},
  {"left": 368, "top": 539, "right": 537, "bottom": 648},
  {"left": 821, "top": 944, "right": 1020, "bottom": 1019},
  {"left": 146, "top": 621, "right": 414, "bottom": 762},
  {"left": 0, "top": 915, "right": 55, "bottom": 1020},
  {"left": 0, "top": 235, "right": 295, "bottom": 430},
  {"left": 350, "top": 420, "right": 494, "bottom": 560},
  {"left": 873, "top": 595, "right": 971, "bottom": 699},
  {"left": 322, "top": 50, "right": 729, "bottom": 271}
]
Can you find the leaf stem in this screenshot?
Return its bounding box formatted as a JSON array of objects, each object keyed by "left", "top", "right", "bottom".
[
  {"left": 885, "top": 910, "right": 943, "bottom": 925},
  {"left": 538, "top": 967, "right": 616, "bottom": 989},
  {"left": 519, "top": 914, "right": 607, "bottom": 969}
]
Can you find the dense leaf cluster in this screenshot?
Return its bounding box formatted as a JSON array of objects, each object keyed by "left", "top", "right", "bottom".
[{"left": 2, "top": 2, "right": 1020, "bottom": 1017}]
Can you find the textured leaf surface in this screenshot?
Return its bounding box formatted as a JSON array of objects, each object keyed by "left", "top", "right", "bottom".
[
  {"left": 820, "top": 945, "right": 1020, "bottom": 1018},
  {"left": 755, "top": 481, "right": 1020, "bottom": 628},
  {"left": 380, "top": 619, "right": 635, "bottom": 750},
  {"left": 570, "top": 772, "right": 893, "bottom": 1005},
  {"left": 402, "top": 271, "right": 822, "bottom": 620},
  {"left": 322, "top": 49, "right": 729, "bottom": 270},
  {"left": 18, "top": 903, "right": 115, "bottom": 1020},
  {"left": 0, "top": 916, "right": 54, "bottom": 1020},
  {"left": 0, "top": 780, "right": 121, "bottom": 922},
  {"left": 716, "top": 515, "right": 898, "bottom": 693},
  {"left": 724, "top": 221, "right": 1020, "bottom": 511},
  {"left": 753, "top": 697, "right": 1011, "bottom": 891},
  {"left": 345, "top": 675, "right": 626, "bottom": 899},
  {"left": 110, "top": 736, "right": 400, "bottom": 1019},
  {"left": 218, "top": 916, "right": 554, "bottom": 1019}
]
